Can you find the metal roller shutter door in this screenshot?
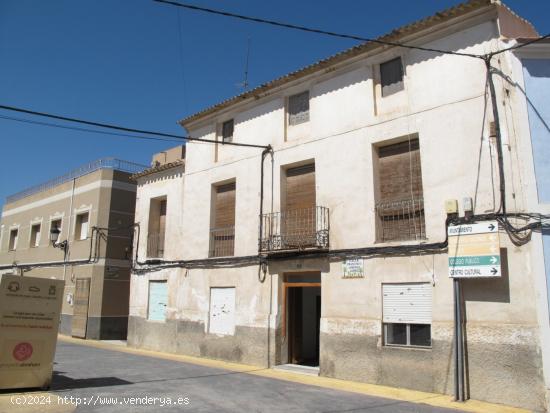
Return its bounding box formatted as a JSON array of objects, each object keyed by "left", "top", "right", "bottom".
[{"left": 382, "top": 282, "right": 432, "bottom": 324}]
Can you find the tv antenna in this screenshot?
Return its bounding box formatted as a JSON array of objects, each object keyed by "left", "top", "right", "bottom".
[{"left": 238, "top": 37, "right": 251, "bottom": 91}]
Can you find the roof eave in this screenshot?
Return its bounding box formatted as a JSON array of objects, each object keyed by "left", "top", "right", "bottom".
[{"left": 179, "top": 0, "right": 534, "bottom": 130}]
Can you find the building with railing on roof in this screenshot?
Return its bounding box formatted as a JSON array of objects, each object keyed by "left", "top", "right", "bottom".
[
  {"left": 128, "top": 2, "right": 550, "bottom": 411},
  {"left": 0, "top": 157, "right": 146, "bottom": 340}
]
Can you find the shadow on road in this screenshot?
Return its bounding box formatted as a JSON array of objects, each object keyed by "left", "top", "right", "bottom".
[{"left": 51, "top": 371, "right": 133, "bottom": 390}]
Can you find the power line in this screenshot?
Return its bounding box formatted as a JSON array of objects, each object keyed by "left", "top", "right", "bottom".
[
  {"left": 0, "top": 114, "right": 183, "bottom": 143},
  {"left": 490, "top": 33, "right": 550, "bottom": 56},
  {"left": 153, "top": 0, "right": 484, "bottom": 59},
  {"left": 0, "top": 104, "right": 269, "bottom": 149},
  {"left": 154, "top": 1, "right": 550, "bottom": 61}
]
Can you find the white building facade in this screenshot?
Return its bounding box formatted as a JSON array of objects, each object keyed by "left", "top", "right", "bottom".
[{"left": 129, "top": 1, "right": 550, "bottom": 410}]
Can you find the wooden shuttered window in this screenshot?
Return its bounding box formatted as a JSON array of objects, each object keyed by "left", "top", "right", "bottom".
[
  {"left": 210, "top": 182, "right": 236, "bottom": 257},
  {"left": 214, "top": 182, "right": 236, "bottom": 228},
  {"left": 285, "top": 164, "right": 316, "bottom": 212},
  {"left": 376, "top": 138, "right": 425, "bottom": 241},
  {"left": 282, "top": 164, "right": 316, "bottom": 248},
  {"left": 378, "top": 138, "right": 423, "bottom": 202},
  {"left": 147, "top": 198, "right": 167, "bottom": 258}
]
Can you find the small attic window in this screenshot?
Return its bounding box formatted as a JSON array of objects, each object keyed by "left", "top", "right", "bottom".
[
  {"left": 288, "top": 91, "right": 310, "bottom": 126},
  {"left": 222, "top": 119, "right": 234, "bottom": 143},
  {"left": 380, "top": 57, "right": 404, "bottom": 97}
]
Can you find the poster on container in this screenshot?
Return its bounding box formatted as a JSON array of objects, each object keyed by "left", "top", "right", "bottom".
[{"left": 0, "top": 274, "right": 64, "bottom": 390}]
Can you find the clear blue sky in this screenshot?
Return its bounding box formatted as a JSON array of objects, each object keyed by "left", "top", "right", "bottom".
[{"left": 1, "top": 0, "right": 548, "bottom": 212}]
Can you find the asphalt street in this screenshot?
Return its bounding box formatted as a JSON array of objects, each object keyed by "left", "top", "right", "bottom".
[{"left": 33, "top": 341, "right": 469, "bottom": 413}]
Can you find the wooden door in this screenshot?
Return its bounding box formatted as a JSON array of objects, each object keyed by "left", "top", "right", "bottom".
[
  {"left": 288, "top": 287, "right": 302, "bottom": 364},
  {"left": 72, "top": 278, "right": 91, "bottom": 338}
]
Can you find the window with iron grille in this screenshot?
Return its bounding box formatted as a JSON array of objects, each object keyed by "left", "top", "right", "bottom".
[
  {"left": 288, "top": 91, "right": 310, "bottom": 126},
  {"left": 222, "top": 119, "right": 234, "bottom": 143},
  {"left": 375, "top": 137, "right": 425, "bottom": 242},
  {"left": 380, "top": 57, "right": 404, "bottom": 97}
]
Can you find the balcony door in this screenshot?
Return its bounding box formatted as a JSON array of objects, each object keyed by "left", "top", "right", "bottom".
[{"left": 283, "top": 164, "right": 316, "bottom": 248}]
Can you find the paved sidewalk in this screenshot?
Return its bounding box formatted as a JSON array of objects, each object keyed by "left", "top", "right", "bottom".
[{"left": 0, "top": 337, "right": 527, "bottom": 413}]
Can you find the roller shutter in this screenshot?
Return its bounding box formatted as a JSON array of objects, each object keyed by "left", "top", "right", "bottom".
[{"left": 382, "top": 282, "right": 431, "bottom": 324}]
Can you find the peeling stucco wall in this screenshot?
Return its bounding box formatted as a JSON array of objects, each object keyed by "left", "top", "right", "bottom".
[{"left": 128, "top": 14, "right": 550, "bottom": 412}]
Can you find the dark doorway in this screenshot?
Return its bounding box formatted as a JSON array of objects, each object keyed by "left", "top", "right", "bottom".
[{"left": 285, "top": 273, "right": 321, "bottom": 367}]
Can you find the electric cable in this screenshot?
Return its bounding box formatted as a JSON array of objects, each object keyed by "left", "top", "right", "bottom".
[
  {"left": 0, "top": 104, "right": 269, "bottom": 149},
  {"left": 489, "top": 33, "right": 550, "bottom": 56},
  {"left": 153, "top": 0, "right": 484, "bottom": 59},
  {"left": 153, "top": 0, "right": 550, "bottom": 60},
  {"left": 0, "top": 114, "right": 183, "bottom": 143}
]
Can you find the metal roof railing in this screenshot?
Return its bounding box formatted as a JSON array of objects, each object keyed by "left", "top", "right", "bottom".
[{"left": 6, "top": 157, "right": 147, "bottom": 204}]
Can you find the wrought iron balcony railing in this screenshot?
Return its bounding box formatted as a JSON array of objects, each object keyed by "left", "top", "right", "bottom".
[
  {"left": 209, "top": 226, "right": 235, "bottom": 257},
  {"left": 260, "top": 206, "right": 329, "bottom": 253},
  {"left": 147, "top": 231, "right": 165, "bottom": 258},
  {"left": 375, "top": 197, "right": 425, "bottom": 242}
]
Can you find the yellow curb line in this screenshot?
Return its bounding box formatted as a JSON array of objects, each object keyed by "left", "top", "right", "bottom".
[{"left": 57, "top": 335, "right": 529, "bottom": 413}]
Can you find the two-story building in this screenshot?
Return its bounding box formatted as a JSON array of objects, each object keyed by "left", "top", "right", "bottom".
[
  {"left": 0, "top": 158, "right": 145, "bottom": 340},
  {"left": 128, "top": 1, "right": 550, "bottom": 410}
]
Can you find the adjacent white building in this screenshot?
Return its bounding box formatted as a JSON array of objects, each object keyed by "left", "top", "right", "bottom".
[{"left": 129, "top": 1, "right": 550, "bottom": 410}]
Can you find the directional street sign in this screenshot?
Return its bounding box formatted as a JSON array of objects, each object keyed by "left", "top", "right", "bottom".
[{"left": 448, "top": 221, "right": 501, "bottom": 278}]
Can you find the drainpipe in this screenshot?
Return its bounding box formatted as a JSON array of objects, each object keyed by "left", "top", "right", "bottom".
[
  {"left": 258, "top": 145, "right": 273, "bottom": 256},
  {"left": 63, "top": 177, "right": 76, "bottom": 282}
]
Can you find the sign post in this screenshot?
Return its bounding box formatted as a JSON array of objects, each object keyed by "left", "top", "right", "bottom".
[
  {"left": 0, "top": 274, "right": 64, "bottom": 390},
  {"left": 447, "top": 220, "right": 501, "bottom": 402},
  {"left": 448, "top": 221, "right": 501, "bottom": 278}
]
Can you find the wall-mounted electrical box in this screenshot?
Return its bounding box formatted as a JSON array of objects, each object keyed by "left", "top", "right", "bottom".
[
  {"left": 445, "top": 199, "right": 458, "bottom": 214},
  {"left": 463, "top": 197, "right": 473, "bottom": 213}
]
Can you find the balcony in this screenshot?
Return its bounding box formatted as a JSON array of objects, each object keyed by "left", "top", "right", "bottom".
[
  {"left": 375, "top": 197, "right": 425, "bottom": 242},
  {"left": 209, "top": 226, "right": 235, "bottom": 257},
  {"left": 147, "top": 232, "right": 165, "bottom": 258},
  {"left": 260, "top": 206, "right": 329, "bottom": 253}
]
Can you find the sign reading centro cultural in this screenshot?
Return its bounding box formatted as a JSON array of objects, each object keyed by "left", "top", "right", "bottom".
[
  {"left": 0, "top": 274, "right": 64, "bottom": 390},
  {"left": 448, "top": 220, "right": 501, "bottom": 278}
]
